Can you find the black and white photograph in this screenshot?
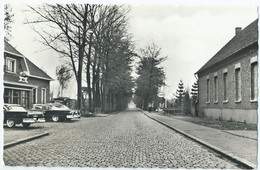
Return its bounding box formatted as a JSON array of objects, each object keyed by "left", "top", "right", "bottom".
[{"left": 1, "top": 0, "right": 259, "bottom": 169}]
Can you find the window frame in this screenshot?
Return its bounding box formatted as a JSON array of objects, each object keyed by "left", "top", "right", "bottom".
[
  {"left": 223, "top": 69, "right": 228, "bottom": 103},
  {"left": 234, "top": 63, "right": 242, "bottom": 103},
  {"left": 206, "top": 76, "right": 210, "bottom": 103},
  {"left": 41, "top": 88, "right": 46, "bottom": 104},
  {"left": 33, "top": 87, "right": 38, "bottom": 104},
  {"left": 5, "top": 57, "right": 16, "bottom": 73},
  {"left": 213, "top": 73, "right": 218, "bottom": 103},
  {"left": 250, "top": 57, "right": 258, "bottom": 102}
]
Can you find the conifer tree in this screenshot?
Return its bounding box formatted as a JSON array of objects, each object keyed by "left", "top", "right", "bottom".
[
  {"left": 175, "top": 80, "right": 184, "bottom": 107},
  {"left": 191, "top": 80, "right": 198, "bottom": 100}
]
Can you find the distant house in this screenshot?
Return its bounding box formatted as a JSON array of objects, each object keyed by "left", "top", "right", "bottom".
[
  {"left": 195, "top": 19, "right": 258, "bottom": 124},
  {"left": 3, "top": 41, "right": 53, "bottom": 108}
]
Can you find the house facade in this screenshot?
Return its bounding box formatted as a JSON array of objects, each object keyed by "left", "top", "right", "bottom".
[
  {"left": 196, "top": 19, "right": 258, "bottom": 124},
  {"left": 3, "top": 41, "right": 53, "bottom": 109}
]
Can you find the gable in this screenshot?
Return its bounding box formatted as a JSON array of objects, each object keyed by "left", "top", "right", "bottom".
[
  {"left": 25, "top": 57, "right": 53, "bottom": 80},
  {"left": 4, "top": 40, "right": 53, "bottom": 81}
]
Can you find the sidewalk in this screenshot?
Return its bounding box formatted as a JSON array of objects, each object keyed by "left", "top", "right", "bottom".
[
  {"left": 143, "top": 111, "right": 257, "bottom": 167},
  {"left": 4, "top": 125, "right": 49, "bottom": 148}
]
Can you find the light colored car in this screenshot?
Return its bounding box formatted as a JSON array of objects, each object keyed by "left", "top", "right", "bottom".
[{"left": 3, "top": 104, "right": 45, "bottom": 128}]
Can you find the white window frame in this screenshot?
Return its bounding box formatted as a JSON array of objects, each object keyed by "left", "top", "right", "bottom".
[
  {"left": 206, "top": 76, "right": 210, "bottom": 103},
  {"left": 223, "top": 69, "right": 228, "bottom": 103},
  {"left": 41, "top": 88, "right": 46, "bottom": 104},
  {"left": 33, "top": 87, "right": 38, "bottom": 104},
  {"left": 213, "top": 73, "right": 218, "bottom": 103},
  {"left": 250, "top": 56, "right": 258, "bottom": 102},
  {"left": 235, "top": 63, "right": 242, "bottom": 103},
  {"left": 6, "top": 57, "right": 16, "bottom": 73}
]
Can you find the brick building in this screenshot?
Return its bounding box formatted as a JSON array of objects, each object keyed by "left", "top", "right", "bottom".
[
  {"left": 3, "top": 41, "right": 53, "bottom": 109},
  {"left": 195, "top": 19, "right": 258, "bottom": 124}
]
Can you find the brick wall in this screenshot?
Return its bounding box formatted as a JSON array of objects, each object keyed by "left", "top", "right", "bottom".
[
  {"left": 29, "top": 78, "right": 50, "bottom": 104},
  {"left": 198, "top": 44, "right": 258, "bottom": 118}
]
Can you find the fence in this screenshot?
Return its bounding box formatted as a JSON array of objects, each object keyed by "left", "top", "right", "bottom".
[{"left": 163, "top": 108, "right": 182, "bottom": 115}]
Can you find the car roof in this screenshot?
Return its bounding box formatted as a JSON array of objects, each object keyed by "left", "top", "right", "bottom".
[{"left": 4, "top": 104, "right": 23, "bottom": 107}]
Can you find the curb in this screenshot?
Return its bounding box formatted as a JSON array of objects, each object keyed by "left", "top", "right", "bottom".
[
  {"left": 222, "top": 130, "right": 257, "bottom": 141},
  {"left": 4, "top": 132, "right": 49, "bottom": 149},
  {"left": 142, "top": 111, "right": 256, "bottom": 169}
]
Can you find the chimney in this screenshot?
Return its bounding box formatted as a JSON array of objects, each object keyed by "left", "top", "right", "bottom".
[{"left": 235, "top": 27, "right": 242, "bottom": 35}]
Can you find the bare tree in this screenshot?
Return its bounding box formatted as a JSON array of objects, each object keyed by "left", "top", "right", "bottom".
[
  {"left": 27, "top": 4, "right": 93, "bottom": 110},
  {"left": 27, "top": 4, "right": 134, "bottom": 113},
  {"left": 56, "top": 65, "right": 72, "bottom": 97}
]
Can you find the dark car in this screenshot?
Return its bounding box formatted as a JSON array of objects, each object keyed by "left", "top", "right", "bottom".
[
  {"left": 3, "top": 104, "right": 45, "bottom": 128},
  {"left": 32, "top": 103, "right": 75, "bottom": 122},
  {"left": 50, "top": 98, "right": 81, "bottom": 119}
]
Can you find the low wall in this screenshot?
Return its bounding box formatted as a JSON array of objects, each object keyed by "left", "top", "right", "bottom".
[{"left": 204, "top": 108, "right": 257, "bottom": 124}]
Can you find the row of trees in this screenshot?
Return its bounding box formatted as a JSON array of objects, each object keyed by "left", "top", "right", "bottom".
[{"left": 27, "top": 4, "right": 135, "bottom": 113}]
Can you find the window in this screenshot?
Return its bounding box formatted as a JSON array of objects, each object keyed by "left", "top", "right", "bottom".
[
  {"left": 235, "top": 67, "right": 241, "bottom": 102},
  {"left": 41, "top": 88, "right": 46, "bottom": 104},
  {"left": 13, "top": 90, "right": 20, "bottom": 104},
  {"left": 223, "top": 72, "right": 228, "bottom": 102},
  {"left": 21, "top": 91, "right": 29, "bottom": 108},
  {"left": 6, "top": 57, "right": 16, "bottom": 73},
  {"left": 214, "top": 76, "right": 218, "bottom": 103},
  {"left": 206, "top": 78, "right": 210, "bottom": 103},
  {"left": 251, "top": 62, "right": 258, "bottom": 101},
  {"left": 4, "top": 89, "right": 11, "bottom": 103},
  {"left": 33, "top": 88, "right": 37, "bottom": 104}
]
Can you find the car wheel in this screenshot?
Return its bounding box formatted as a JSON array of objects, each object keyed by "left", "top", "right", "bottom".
[
  {"left": 22, "top": 123, "right": 31, "bottom": 128},
  {"left": 6, "top": 119, "right": 15, "bottom": 128},
  {"left": 66, "top": 118, "right": 72, "bottom": 121},
  {"left": 52, "top": 116, "right": 59, "bottom": 122}
]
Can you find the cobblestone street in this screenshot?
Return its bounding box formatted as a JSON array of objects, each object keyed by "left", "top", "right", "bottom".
[{"left": 4, "top": 109, "right": 240, "bottom": 168}]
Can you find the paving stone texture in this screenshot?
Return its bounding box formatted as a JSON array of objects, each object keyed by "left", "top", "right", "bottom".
[
  {"left": 147, "top": 112, "right": 257, "bottom": 165},
  {"left": 4, "top": 109, "right": 240, "bottom": 168}
]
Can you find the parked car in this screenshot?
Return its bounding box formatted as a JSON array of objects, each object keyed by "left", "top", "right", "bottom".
[
  {"left": 32, "top": 103, "right": 76, "bottom": 122},
  {"left": 50, "top": 98, "right": 81, "bottom": 119},
  {"left": 3, "top": 104, "right": 45, "bottom": 128}
]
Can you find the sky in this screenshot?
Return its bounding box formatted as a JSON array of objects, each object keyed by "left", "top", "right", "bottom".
[{"left": 3, "top": 2, "right": 258, "bottom": 100}]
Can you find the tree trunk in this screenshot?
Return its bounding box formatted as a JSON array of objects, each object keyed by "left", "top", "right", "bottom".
[
  {"left": 96, "top": 70, "right": 101, "bottom": 108},
  {"left": 87, "top": 33, "right": 93, "bottom": 113}
]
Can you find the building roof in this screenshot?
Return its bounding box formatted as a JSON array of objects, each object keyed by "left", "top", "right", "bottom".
[
  {"left": 4, "top": 41, "right": 53, "bottom": 81},
  {"left": 196, "top": 19, "right": 258, "bottom": 74},
  {"left": 25, "top": 57, "right": 53, "bottom": 80},
  {"left": 4, "top": 41, "right": 23, "bottom": 57}
]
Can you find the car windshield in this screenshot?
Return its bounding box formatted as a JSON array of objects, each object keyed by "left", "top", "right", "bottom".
[
  {"left": 48, "top": 104, "right": 70, "bottom": 110},
  {"left": 4, "top": 105, "right": 27, "bottom": 112}
]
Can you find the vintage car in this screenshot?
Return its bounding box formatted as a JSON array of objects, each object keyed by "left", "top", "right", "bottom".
[
  {"left": 32, "top": 103, "right": 77, "bottom": 122},
  {"left": 50, "top": 98, "right": 81, "bottom": 119},
  {"left": 3, "top": 104, "right": 45, "bottom": 128}
]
